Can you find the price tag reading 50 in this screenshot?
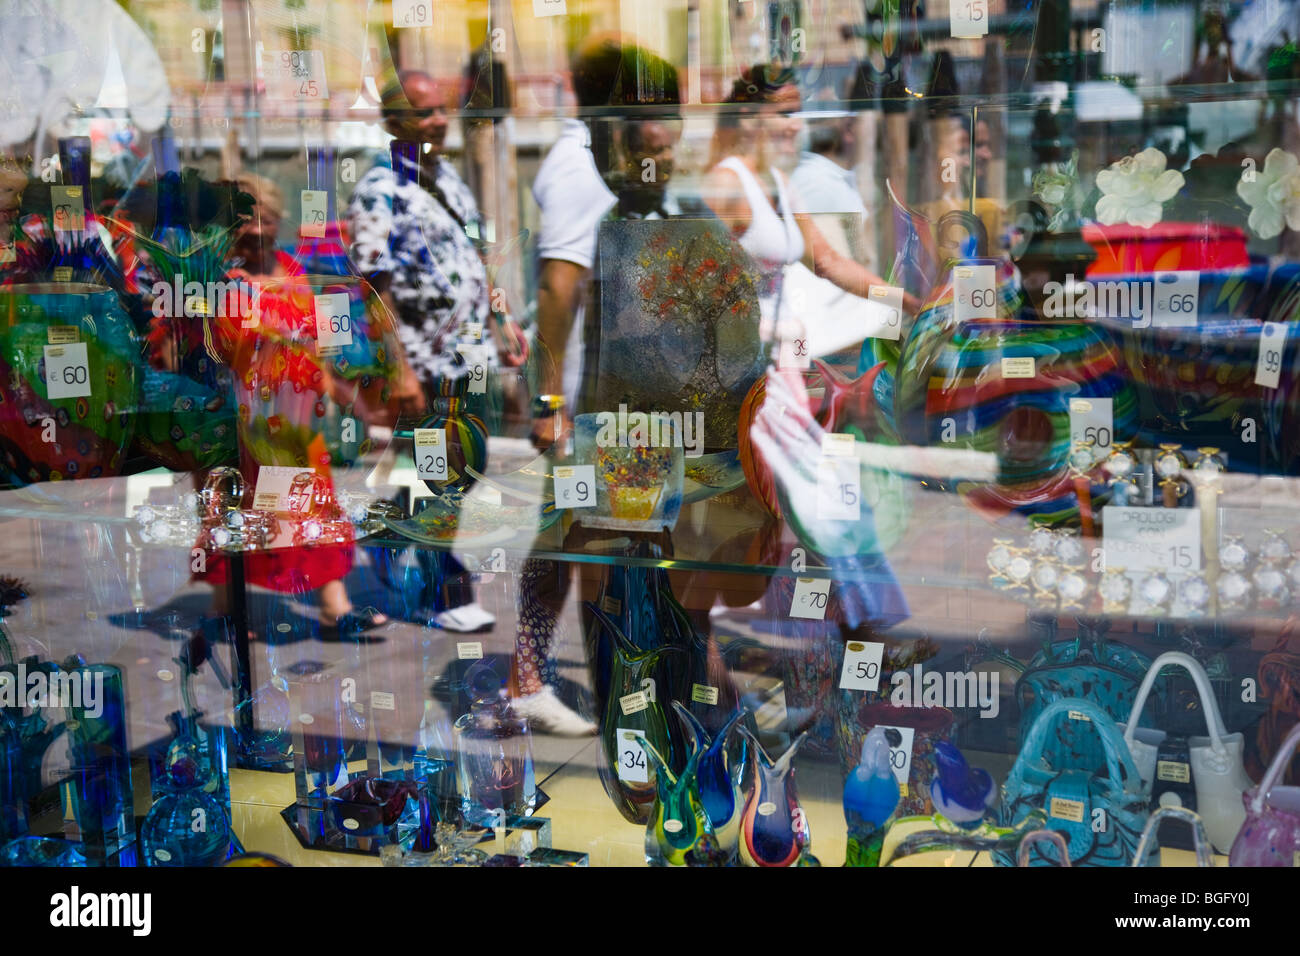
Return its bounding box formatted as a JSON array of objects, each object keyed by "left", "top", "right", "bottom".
[
  {"left": 840, "top": 640, "right": 885, "bottom": 692},
  {"left": 554, "top": 465, "right": 596, "bottom": 509}
]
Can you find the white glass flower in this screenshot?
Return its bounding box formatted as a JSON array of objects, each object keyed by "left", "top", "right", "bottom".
[
  {"left": 1237, "top": 148, "right": 1300, "bottom": 240},
  {"left": 1094, "top": 148, "right": 1184, "bottom": 228}
]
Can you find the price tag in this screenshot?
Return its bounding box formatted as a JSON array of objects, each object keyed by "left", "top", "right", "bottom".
[
  {"left": 619, "top": 690, "right": 649, "bottom": 716},
  {"left": 51, "top": 185, "right": 85, "bottom": 234},
  {"left": 615, "top": 728, "right": 648, "bottom": 783},
  {"left": 863, "top": 285, "right": 904, "bottom": 341},
  {"left": 43, "top": 342, "right": 91, "bottom": 399},
  {"left": 875, "top": 725, "right": 915, "bottom": 787},
  {"left": 369, "top": 691, "right": 396, "bottom": 711},
  {"left": 690, "top": 684, "right": 719, "bottom": 706},
  {"left": 457, "top": 343, "right": 488, "bottom": 394},
  {"left": 263, "top": 49, "right": 329, "bottom": 101},
  {"left": 822, "top": 432, "right": 856, "bottom": 457},
  {"left": 47, "top": 325, "right": 79, "bottom": 345},
  {"left": 1001, "top": 356, "right": 1035, "bottom": 379},
  {"left": 1068, "top": 397, "right": 1114, "bottom": 467},
  {"left": 300, "top": 190, "right": 327, "bottom": 238},
  {"left": 777, "top": 334, "right": 811, "bottom": 370},
  {"left": 1156, "top": 759, "right": 1190, "bottom": 783},
  {"left": 790, "top": 577, "right": 831, "bottom": 620},
  {"left": 1068, "top": 709, "right": 1092, "bottom": 722},
  {"left": 1151, "top": 271, "right": 1199, "bottom": 328},
  {"left": 1050, "top": 797, "right": 1085, "bottom": 823},
  {"left": 1256, "top": 321, "right": 1288, "bottom": 389},
  {"left": 414, "top": 428, "right": 448, "bottom": 481},
  {"left": 839, "top": 640, "right": 884, "bottom": 691},
  {"left": 463, "top": 321, "right": 484, "bottom": 343},
  {"left": 950, "top": 0, "right": 990, "bottom": 37},
  {"left": 393, "top": 0, "right": 434, "bottom": 27},
  {"left": 313, "top": 292, "right": 353, "bottom": 351},
  {"left": 534, "top": 0, "right": 567, "bottom": 16},
  {"left": 953, "top": 264, "right": 996, "bottom": 324},
  {"left": 816, "top": 457, "right": 860, "bottom": 521},
  {"left": 1102, "top": 506, "right": 1202, "bottom": 573},
  {"left": 554, "top": 464, "right": 596, "bottom": 509},
  {"left": 252, "top": 465, "right": 316, "bottom": 511},
  {"left": 52, "top": 267, "right": 72, "bottom": 283},
  {"left": 600, "top": 596, "right": 622, "bottom": 615},
  {"left": 456, "top": 641, "right": 483, "bottom": 660}
]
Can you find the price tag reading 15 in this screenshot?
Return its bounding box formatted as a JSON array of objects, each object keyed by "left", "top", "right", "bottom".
[
  {"left": 554, "top": 465, "right": 596, "bottom": 509},
  {"left": 414, "top": 428, "right": 447, "bottom": 481},
  {"left": 951, "top": 0, "right": 989, "bottom": 37},
  {"left": 954, "top": 264, "right": 997, "bottom": 324}
]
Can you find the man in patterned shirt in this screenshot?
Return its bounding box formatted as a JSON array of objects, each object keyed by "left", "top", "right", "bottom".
[{"left": 346, "top": 69, "right": 510, "bottom": 633}]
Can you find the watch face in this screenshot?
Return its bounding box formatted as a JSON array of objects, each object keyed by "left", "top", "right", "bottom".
[
  {"left": 1104, "top": 452, "right": 1135, "bottom": 479},
  {"left": 987, "top": 542, "right": 1012, "bottom": 573},
  {"left": 1253, "top": 565, "right": 1289, "bottom": 602},
  {"left": 1069, "top": 447, "right": 1095, "bottom": 472},
  {"left": 1137, "top": 573, "right": 1171, "bottom": 607},
  {"left": 1155, "top": 453, "right": 1182, "bottom": 479},
  {"left": 1177, "top": 576, "right": 1210, "bottom": 611},
  {"left": 1260, "top": 532, "right": 1292, "bottom": 563},
  {"left": 1217, "top": 571, "right": 1250, "bottom": 606},
  {"left": 1031, "top": 561, "right": 1059, "bottom": 592},
  {"left": 1006, "top": 554, "right": 1032, "bottom": 584},
  {"left": 1219, "top": 538, "right": 1249, "bottom": 572},
  {"left": 1055, "top": 533, "right": 1085, "bottom": 565},
  {"left": 1029, "top": 527, "right": 1055, "bottom": 556},
  {"left": 1193, "top": 456, "right": 1222, "bottom": 479},
  {"left": 1099, "top": 571, "right": 1131, "bottom": 604},
  {"left": 1289, "top": 558, "right": 1300, "bottom": 591},
  {"left": 1058, "top": 571, "right": 1088, "bottom": 604}
]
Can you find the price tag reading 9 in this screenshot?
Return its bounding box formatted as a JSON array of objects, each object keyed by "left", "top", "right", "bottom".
[
  {"left": 554, "top": 464, "right": 596, "bottom": 509},
  {"left": 43, "top": 342, "right": 91, "bottom": 400},
  {"left": 393, "top": 0, "right": 434, "bottom": 27},
  {"left": 875, "top": 725, "right": 916, "bottom": 788},
  {"left": 790, "top": 577, "right": 831, "bottom": 620},
  {"left": 264, "top": 50, "right": 329, "bottom": 101},
  {"left": 863, "top": 285, "right": 904, "bottom": 341},
  {"left": 1256, "top": 322, "right": 1288, "bottom": 389},
  {"left": 51, "top": 185, "right": 85, "bottom": 234},
  {"left": 313, "top": 292, "right": 353, "bottom": 351},
  {"left": 300, "top": 190, "right": 327, "bottom": 238},
  {"left": 951, "top": 0, "right": 989, "bottom": 38},
  {"left": 954, "top": 264, "right": 996, "bottom": 324},
  {"left": 840, "top": 640, "right": 885, "bottom": 692},
  {"left": 615, "top": 729, "right": 648, "bottom": 783},
  {"left": 414, "top": 429, "right": 448, "bottom": 481},
  {"left": 1151, "top": 271, "right": 1199, "bottom": 328},
  {"left": 1068, "top": 397, "right": 1114, "bottom": 467}
]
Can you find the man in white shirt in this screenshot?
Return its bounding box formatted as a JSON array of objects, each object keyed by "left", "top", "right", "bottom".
[{"left": 789, "top": 112, "right": 875, "bottom": 270}]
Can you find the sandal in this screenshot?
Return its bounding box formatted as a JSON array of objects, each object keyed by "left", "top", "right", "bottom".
[{"left": 322, "top": 607, "right": 390, "bottom": 636}]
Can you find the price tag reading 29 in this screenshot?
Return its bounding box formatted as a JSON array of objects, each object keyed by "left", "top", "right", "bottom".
[
  {"left": 414, "top": 429, "right": 447, "bottom": 481},
  {"left": 313, "top": 292, "right": 353, "bottom": 351},
  {"left": 954, "top": 264, "right": 997, "bottom": 324},
  {"left": 554, "top": 465, "right": 596, "bottom": 509}
]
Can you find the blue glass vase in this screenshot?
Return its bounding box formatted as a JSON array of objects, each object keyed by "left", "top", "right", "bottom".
[{"left": 141, "top": 739, "right": 231, "bottom": 867}]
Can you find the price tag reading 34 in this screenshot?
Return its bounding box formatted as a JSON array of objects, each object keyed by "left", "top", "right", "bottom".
[
  {"left": 1103, "top": 506, "right": 1202, "bottom": 573},
  {"left": 954, "top": 264, "right": 997, "bottom": 324},
  {"left": 1151, "top": 271, "right": 1199, "bottom": 328},
  {"left": 554, "top": 465, "right": 596, "bottom": 509},
  {"left": 951, "top": 0, "right": 990, "bottom": 39},
  {"left": 43, "top": 342, "right": 91, "bottom": 400},
  {"left": 863, "top": 285, "right": 904, "bottom": 341},
  {"left": 1256, "top": 322, "right": 1288, "bottom": 389},
  {"left": 414, "top": 429, "right": 447, "bottom": 481},
  {"left": 615, "top": 729, "right": 648, "bottom": 784},
  {"left": 840, "top": 640, "right": 885, "bottom": 692},
  {"left": 264, "top": 50, "right": 329, "bottom": 101},
  {"left": 313, "top": 292, "right": 353, "bottom": 351}
]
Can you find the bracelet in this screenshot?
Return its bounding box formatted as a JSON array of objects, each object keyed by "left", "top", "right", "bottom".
[{"left": 531, "top": 394, "right": 565, "bottom": 417}]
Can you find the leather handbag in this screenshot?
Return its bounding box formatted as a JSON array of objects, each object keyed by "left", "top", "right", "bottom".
[
  {"left": 1230, "top": 723, "right": 1300, "bottom": 867},
  {"left": 997, "top": 697, "right": 1152, "bottom": 867},
  {"left": 1017, "top": 829, "right": 1071, "bottom": 866},
  {"left": 1016, "top": 633, "right": 1160, "bottom": 771},
  {"left": 1120, "top": 651, "right": 1253, "bottom": 854},
  {"left": 1131, "top": 806, "right": 1215, "bottom": 867}
]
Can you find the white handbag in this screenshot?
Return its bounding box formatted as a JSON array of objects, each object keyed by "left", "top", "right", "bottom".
[{"left": 1120, "top": 651, "right": 1254, "bottom": 854}]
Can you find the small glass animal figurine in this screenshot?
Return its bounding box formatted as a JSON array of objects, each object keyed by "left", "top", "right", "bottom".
[
  {"left": 140, "top": 737, "right": 231, "bottom": 867},
  {"left": 674, "top": 703, "right": 749, "bottom": 863},
  {"left": 929, "top": 740, "right": 996, "bottom": 829},
  {"left": 738, "top": 728, "right": 818, "bottom": 867},
  {"left": 843, "top": 727, "right": 900, "bottom": 866}
]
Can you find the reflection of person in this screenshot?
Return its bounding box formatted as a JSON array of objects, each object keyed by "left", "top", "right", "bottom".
[
  {"left": 348, "top": 69, "right": 524, "bottom": 633},
  {"left": 790, "top": 111, "right": 873, "bottom": 268},
  {"left": 613, "top": 119, "right": 682, "bottom": 220},
  {"left": 198, "top": 173, "right": 386, "bottom": 633}
]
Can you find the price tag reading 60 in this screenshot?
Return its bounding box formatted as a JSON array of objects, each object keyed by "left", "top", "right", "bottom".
[{"left": 313, "top": 292, "right": 353, "bottom": 350}]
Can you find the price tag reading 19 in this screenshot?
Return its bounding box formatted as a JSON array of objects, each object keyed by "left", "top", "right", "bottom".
[
  {"left": 790, "top": 577, "right": 831, "bottom": 620},
  {"left": 414, "top": 428, "right": 448, "bottom": 481},
  {"left": 840, "top": 640, "right": 885, "bottom": 692},
  {"left": 954, "top": 264, "right": 997, "bottom": 324},
  {"left": 1256, "top": 321, "right": 1288, "bottom": 389},
  {"left": 1151, "top": 271, "right": 1199, "bottom": 328},
  {"left": 554, "top": 465, "right": 596, "bottom": 509},
  {"left": 43, "top": 342, "right": 91, "bottom": 400},
  {"left": 300, "top": 190, "right": 327, "bottom": 238},
  {"left": 951, "top": 0, "right": 989, "bottom": 39},
  {"left": 313, "top": 292, "right": 353, "bottom": 351},
  {"left": 393, "top": 0, "right": 434, "bottom": 27},
  {"left": 615, "top": 729, "right": 648, "bottom": 783}
]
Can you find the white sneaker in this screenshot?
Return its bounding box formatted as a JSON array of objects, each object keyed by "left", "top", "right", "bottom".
[
  {"left": 431, "top": 602, "right": 496, "bottom": 633},
  {"left": 513, "top": 686, "right": 598, "bottom": 737}
]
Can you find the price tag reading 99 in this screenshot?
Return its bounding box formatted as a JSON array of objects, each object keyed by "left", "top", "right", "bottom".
[
  {"left": 414, "top": 429, "right": 448, "bottom": 481},
  {"left": 393, "top": 0, "right": 434, "bottom": 27},
  {"left": 1151, "top": 271, "right": 1199, "bottom": 328},
  {"left": 300, "top": 190, "right": 327, "bottom": 238},
  {"left": 51, "top": 185, "right": 85, "bottom": 234},
  {"left": 313, "top": 292, "right": 353, "bottom": 351},
  {"left": 954, "top": 264, "right": 997, "bottom": 324},
  {"left": 553, "top": 465, "right": 596, "bottom": 509},
  {"left": 840, "top": 640, "right": 885, "bottom": 692},
  {"left": 790, "top": 577, "right": 832, "bottom": 620},
  {"left": 1256, "top": 322, "right": 1288, "bottom": 389}
]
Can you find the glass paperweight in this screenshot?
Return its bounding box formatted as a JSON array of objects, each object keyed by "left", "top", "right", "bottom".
[{"left": 140, "top": 740, "right": 231, "bottom": 867}]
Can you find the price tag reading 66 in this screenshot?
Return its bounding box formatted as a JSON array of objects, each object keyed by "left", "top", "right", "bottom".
[
  {"left": 840, "top": 640, "right": 884, "bottom": 692},
  {"left": 1151, "top": 271, "right": 1199, "bottom": 328},
  {"left": 554, "top": 465, "right": 596, "bottom": 509}
]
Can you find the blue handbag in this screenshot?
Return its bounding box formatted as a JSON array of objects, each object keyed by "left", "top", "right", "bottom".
[
  {"left": 996, "top": 698, "right": 1153, "bottom": 867},
  {"left": 1016, "top": 634, "right": 1160, "bottom": 771}
]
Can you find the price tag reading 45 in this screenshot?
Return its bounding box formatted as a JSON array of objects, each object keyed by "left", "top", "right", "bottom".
[
  {"left": 840, "top": 640, "right": 884, "bottom": 692},
  {"left": 1068, "top": 397, "right": 1114, "bottom": 467},
  {"left": 264, "top": 50, "right": 329, "bottom": 101},
  {"left": 414, "top": 429, "right": 448, "bottom": 481},
  {"left": 393, "top": 0, "right": 434, "bottom": 27},
  {"left": 790, "top": 577, "right": 831, "bottom": 620},
  {"left": 554, "top": 465, "right": 596, "bottom": 509},
  {"left": 44, "top": 342, "right": 91, "bottom": 400},
  {"left": 951, "top": 0, "right": 989, "bottom": 37},
  {"left": 1256, "top": 322, "right": 1288, "bottom": 389},
  {"left": 615, "top": 729, "right": 648, "bottom": 784},
  {"left": 954, "top": 264, "right": 997, "bottom": 324},
  {"left": 1151, "top": 271, "right": 1199, "bottom": 328},
  {"left": 313, "top": 293, "right": 353, "bottom": 351}
]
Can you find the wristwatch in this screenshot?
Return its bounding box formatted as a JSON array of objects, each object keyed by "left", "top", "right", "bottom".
[{"left": 531, "top": 394, "right": 566, "bottom": 417}]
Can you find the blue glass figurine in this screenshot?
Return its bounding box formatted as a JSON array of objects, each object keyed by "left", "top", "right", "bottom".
[
  {"left": 739, "top": 728, "right": 818, "bottom": 867},
  {"left": 675, "top": 703, "right": 748, "bottom": 863},
  {"left": 930, "top": 739, "right": 996, "bottom": 829},
  {"left": 844, "top": 726, "right": 900, "bottom": 866}
]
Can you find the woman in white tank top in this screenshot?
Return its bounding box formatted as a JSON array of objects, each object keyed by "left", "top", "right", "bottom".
[{"left": 703, "top": 66, "right": 919, "bottom": 343}]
